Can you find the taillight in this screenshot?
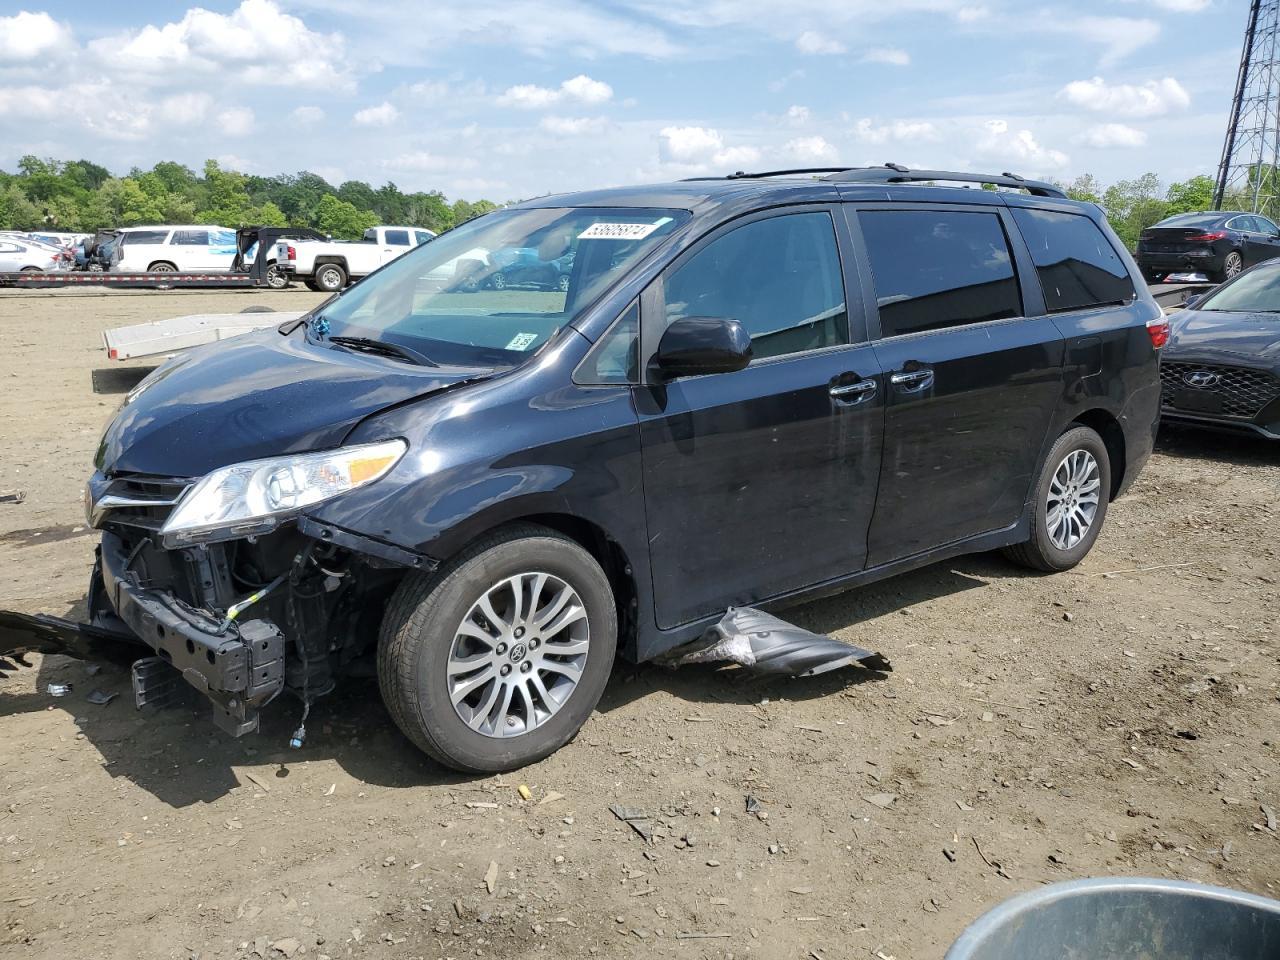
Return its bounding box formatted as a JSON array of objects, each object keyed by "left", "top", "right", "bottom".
[
  {"left": 1146, "top": 315, "right": 1170, "bottom": 350},
  {"left": 1185, "top": 231, "right": 1227, "bottom": 242},
  {"left": 286, "top": 245, "right": 296, "bottom": 261}
]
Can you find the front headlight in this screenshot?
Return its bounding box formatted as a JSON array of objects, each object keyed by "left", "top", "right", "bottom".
[{"left": 160, "top": 439, "right": 407, "bottom": 546}]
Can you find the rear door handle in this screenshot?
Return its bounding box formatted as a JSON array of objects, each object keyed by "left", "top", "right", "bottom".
[
  {"left": 890, "top": 367, "right": 935, "bottom": 392},
  {"left": 829, "top": 378, "right": 878, "bottom": 402}
]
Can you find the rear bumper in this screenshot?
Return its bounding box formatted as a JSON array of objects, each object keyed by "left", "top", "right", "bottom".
[
  {"left": 1137, "top": 251, "right": 1222, "bottom": 274},
  {"left": 98, "top": 532, "right": 286, "bottom": 735}
]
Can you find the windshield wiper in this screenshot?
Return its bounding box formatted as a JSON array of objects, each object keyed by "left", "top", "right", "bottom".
[{"left": 327, "top": 336, "right": 439, "bottom": 367}]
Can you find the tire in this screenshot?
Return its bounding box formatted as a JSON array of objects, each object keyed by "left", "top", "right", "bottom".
[
  {"left": 314, "top": 263, "right": 347, "bottom": 292},
  {"left": 1141, "top": 269, "right": 1166, "bottom": 284},
  {"left": 265, "top": 264, "right": 288, "bottom": 289},
  {"left": 19, "top": 266, "right": 41, "bottom": 273},
  {"left": 1003, "top": 425, "right": 1111, "bottom": 573},
  {"left": 147, "top": 261, "right": 177, "bottom": 273},
  {"left": 556, "top": 274, "right": 570, "bottom": 292},
  {"left": 378, "top": 523, "right": 617, "bottom": 773},
  {"left": 490, "top": 272, "right": 508, "bottom": 290},
  {"left": 1212, "top": 251, "right": 1243, "bottom": 283}
]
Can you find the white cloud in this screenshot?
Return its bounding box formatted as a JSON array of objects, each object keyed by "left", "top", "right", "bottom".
[
  {"left": 716, "top": 145, "right": 761, "bottom": 168},
  {"left": 540, "top": 115, "right": 609, "bottom": 135},
  {"left": 0, "top": 11, "right": 73, "bottom": 62},
  {"left": 1124, "top": 0, "right": 1208, "bottom": 9},
  {"left": 854, "top": 118, "right": 939, "bottom": 145},
  {"left": 787, "top": 105, "right": 811, "bottom": 125},
  {"left": 1045, "top": 16, "right": 1161, "bottom": 67},
  {"left": 498, "top": 74, "right": 613, "bottom": 109},
  {"left": 158, "top": 92, "right": 214, "bottom": 126},
  {"left": 290, "top": 105, "right": 325, "bottom": 125},
  {"left": 785, "top": 136, "right": 838, "bottom": 162},
  {"left": 353, "top": 102, "right": 400, "bottom": 126},
  {"left": 1077, "top": 122, "right": 1148, "bottom": 148},
  {"left": 384, "top": 151, "right": 455, "bottom": 171},
  {"left": 977, "top": 119, "right": 1068, "bottom": 169},
  {"left": 1059, "top": 76, "right": 1190, "bottom": 117},
  {"left": 89, "top": 0, "right": 353, "bottom": 90},
  {"left": 862, "top": 47, "right": 910, "bottom": 66},
  {"left": 955, "top": 5, "right": 989, "bottom": 21},
  {"left": 656, "top": 126, "right": 759, "bottom": 170},
  {"left": 217, "top": 107, "right": 255, "bottom": 137},
  {"left": 795, "top": 30, "right": 845, "bottom": 55}
]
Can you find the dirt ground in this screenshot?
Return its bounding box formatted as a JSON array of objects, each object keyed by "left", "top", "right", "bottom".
[{"left": 1, "top": 289, "right": 1278, "bottom": 960}]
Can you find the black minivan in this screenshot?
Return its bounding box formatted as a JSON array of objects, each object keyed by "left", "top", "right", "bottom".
[{"left": 35, "top": 166, "right": 1167, "bottom": 772}]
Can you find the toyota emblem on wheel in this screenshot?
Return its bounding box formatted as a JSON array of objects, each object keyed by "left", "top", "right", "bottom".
[{"left": 1182, "top": 370, "right": 1221, "bottom": 388}]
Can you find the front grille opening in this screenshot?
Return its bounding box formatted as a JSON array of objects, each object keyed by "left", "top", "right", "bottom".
[{"left": 1161, "top": 362, "right": 1280, "bottom": 419}]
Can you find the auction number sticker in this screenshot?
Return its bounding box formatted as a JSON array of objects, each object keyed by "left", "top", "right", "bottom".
[
  {"left": 578, "top": 222, "right": 660, "bottom": 240},
  {"left": 505, "top": 332, "right": 539, "bottom": 351}
]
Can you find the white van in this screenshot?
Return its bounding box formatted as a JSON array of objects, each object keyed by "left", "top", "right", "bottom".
[{"left": 112, "top": 225, "right": 238, "bottom": 273}]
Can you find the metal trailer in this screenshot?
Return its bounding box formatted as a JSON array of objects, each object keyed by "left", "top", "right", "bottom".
[
  {"left": 0, "top": 226, "right": 328, "bottom": 290},
  {"left": 103, "top": 309, "right": 307, "bottom": 361}
]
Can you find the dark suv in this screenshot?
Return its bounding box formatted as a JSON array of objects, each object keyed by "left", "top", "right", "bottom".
[{"left": 17, "top": 165, "right": 1166, "bottom": 773}]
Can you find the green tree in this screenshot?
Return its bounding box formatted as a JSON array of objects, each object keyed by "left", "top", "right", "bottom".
[
  {"left": 1064, "top": 173, "right": 1103, "bottom": 205},
  {"left": 1164, "top": 175, "right": 1215, "bottom": 217},
  {"left": 1101, "top": 173, "right": 1168, "bottom": 249},
  {"left": 314, "top": 193, "right": 379, "bottom": 238}
]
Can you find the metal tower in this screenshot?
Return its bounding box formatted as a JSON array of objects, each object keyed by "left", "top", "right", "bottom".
[{"left": 1214, "top": 0, "right": 1280, "bottom": 214}]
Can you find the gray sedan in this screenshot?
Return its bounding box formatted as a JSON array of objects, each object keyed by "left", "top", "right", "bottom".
[{"left": 0, "top": 238, "right": 64, "bottom": 273}]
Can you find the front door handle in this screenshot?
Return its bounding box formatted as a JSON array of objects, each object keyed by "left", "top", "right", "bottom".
[
  {"left": 829, "top": 378, "right": 878, "bottom": 401},
  {"left": 890, "top": 367, "right": 935, "bottom": 393}
]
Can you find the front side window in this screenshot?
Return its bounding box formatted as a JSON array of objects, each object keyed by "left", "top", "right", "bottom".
[
  {"left": 384, "top": 229, "right": 411, "bottom": 246},
  {"left": 860, "top": 210, "right": 1021, "bottom": 337},
  {"left": 1010, "top": 207, "right": 1134, "bottom": 313},
  {"left": 172, "top": 229, "right": 209, "bottom": 246},
  {"left": 663, "top": 212, "right": 848, "bottom": 361},
  {"left": 315, "top": 206, "right": 687, "bottom": 368}
]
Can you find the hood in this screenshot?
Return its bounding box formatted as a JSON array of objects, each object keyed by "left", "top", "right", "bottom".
[
  {"left": 97, "top": 327, "right": 485, "bottom": 477},
  {"left": 1165, "top": 309, "right": 1280, "bottom": 364}
]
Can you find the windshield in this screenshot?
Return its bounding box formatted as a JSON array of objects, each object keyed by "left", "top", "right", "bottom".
[
  {"left": 314, "top": 206, "right": 689, "bottom": 367},
  {"left": 1196, "top": 264, "right": 1280, "bottom": 313}
]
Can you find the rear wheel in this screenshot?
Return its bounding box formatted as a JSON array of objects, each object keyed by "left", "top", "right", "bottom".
[
  {"left": 1003, "top": 425, "right": 1111, "bottom": 572},
  {"left": 556, "top": 273, "right": 570, "bottom": 292},
  {"left": 19, "top": 266, "right": 41, "bottom": 273},
  {"left": 265, "top": 264, "right": 288, "bottom": 289},
  {"left": 378, "top": 524, "right": 617, "bottom": 773},
  {"left": 1142, "top": 269, "right": 1166, "bottom": 284},
  {"left": 1213, "top": 251, "right": 1243, "bottom": 283},
  {"left": 314, "top": 263, "right": 347, "bottom": 292},
  {"left": 490, "top": 272, "right": 508, "bottom": 290}
]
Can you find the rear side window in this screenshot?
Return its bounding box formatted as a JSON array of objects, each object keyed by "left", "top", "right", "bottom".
[
  {"left": 415, "top": 231, "right": 433, "bottom": 245},
  {"left": 664, "top": 212, "right": 848, "bottom": 360},
  {"left": 860, "top": 210, "right": 1021, "bottom": 337},
  {"left": 122, "top": 230, "right": 170, "bottom": 245},
  {"left": 384, "top": 229, "right": 411, "bottom": 246},
  {"left": 172, "top": 229, "right": 209, "bottom": 245},
  {"left": 1010, "top": 208, "right": 1134, "bottom": 313}
]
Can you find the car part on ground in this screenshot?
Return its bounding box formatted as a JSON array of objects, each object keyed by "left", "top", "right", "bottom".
[
  {"left": 101, "top": 309, "right": 306, "bottom": 361},
  {"left": 945, "top": 877, "right": 1280, "bottom": 960},
  {"left": 659, "top": 606, "right": 890, "bottom": 676}
]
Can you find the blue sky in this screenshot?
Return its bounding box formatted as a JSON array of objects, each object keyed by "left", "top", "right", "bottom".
[{"left": 0, "top": 0, "right": 1248, "bottom": 202}]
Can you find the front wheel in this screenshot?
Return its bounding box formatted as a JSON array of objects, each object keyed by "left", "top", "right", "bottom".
[
  {"left": 378, "top": 524, "right": 617, "bottom": 773},
  {"left": 1003, "top": 425, "right": 1111, "bottom": 572}
]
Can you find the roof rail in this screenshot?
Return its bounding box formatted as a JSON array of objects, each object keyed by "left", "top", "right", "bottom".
[
  {"left": 821, "top": 164, "right": 1066, "bottom": 198},
  {"left": 681, "top": 167, "right": 851, "bottom": 182}
]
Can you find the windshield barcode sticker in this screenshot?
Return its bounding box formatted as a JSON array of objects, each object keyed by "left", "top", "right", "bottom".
[
  {"left": 578, "top": 222, "right": 660, "bottom": 240},
  {"left": 505, "top": 332, "right": 539, "bottom": 351}
]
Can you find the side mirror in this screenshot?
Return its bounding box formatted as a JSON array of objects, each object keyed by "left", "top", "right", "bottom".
[
  {"left": 1183, "top": 294, "right": 1203, "bottom": 309},
  {"left": 655, "top": 316, "right": 752, "bottom": 379}
]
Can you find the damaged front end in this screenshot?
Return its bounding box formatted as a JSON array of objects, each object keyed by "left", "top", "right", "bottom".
[{"left": 3, "top": 456, "right": 431, "bottom": 740}]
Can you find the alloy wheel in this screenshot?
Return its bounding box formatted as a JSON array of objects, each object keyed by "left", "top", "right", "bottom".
[
  {"left": 1226, "top": 253, "right": 1243, "bottom": 278},
  {"left": 1046, "top": 449, "right": 1101, "bottom": 551},
  {"left": 447, "top": 572, "right": 590, "bottom": 738}
]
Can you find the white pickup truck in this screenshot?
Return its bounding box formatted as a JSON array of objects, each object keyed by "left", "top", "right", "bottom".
[{"left": 276, "top": 225, "right": 436, "bottom": 292}]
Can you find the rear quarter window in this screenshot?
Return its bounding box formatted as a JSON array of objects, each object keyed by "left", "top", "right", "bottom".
[
  {"left": 122, "top": 230, "right": 171, "bottom": 245},
  {"left": 1010, "top": 207, "right": 1135, "bottom": 313}
]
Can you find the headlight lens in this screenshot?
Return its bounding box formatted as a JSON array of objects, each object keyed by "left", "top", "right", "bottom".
[{"left": 160, "top": 439, "right": 406, "bottom": 545}]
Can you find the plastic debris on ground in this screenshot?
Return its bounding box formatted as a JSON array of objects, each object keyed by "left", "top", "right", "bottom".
[{"left": 659, "top": 605, "right": 891, "bottom": 677}]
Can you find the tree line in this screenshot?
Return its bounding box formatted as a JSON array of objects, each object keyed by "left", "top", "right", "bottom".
[
  {"left": 0, "top": 157, "right": 502, "bottom": 239},
  {"left": 0, "top": 156, "right": 1234, "bottom": 249}
]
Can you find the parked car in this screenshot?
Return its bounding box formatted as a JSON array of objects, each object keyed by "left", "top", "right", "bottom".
[
  {"left": 1136, "top": 211, "right": 1280, "bottom": 284},
  {"left": 112, "top": 225, "right": 239, "bottom": 273},
  {"left": 485, "top": 246, "right": 573, "bottom": 291},
  {"left": 276, "top": 225, "right": 436, "bottom": 292},
  {"left": 25, "top": 165, "right": 1164, "bottom": 773},
  {"left": 0, "top": 237, "right": 66, "bottom": 272},
  {"left": 1160, "top": 259, "right": 1280, "bottom": 439}
]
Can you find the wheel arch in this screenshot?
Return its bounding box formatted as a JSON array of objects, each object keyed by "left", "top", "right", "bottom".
[{"left": 1070, "top": 408, "right": 1126, "bottom": 500}]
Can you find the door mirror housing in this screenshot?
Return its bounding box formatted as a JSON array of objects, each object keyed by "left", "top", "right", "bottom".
[
  {"left": 1184, "top": 293, "right": 1204, "bottom": 309},
  {"left": 654, "top": 316, "right": 753, "bottom": 379}
]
